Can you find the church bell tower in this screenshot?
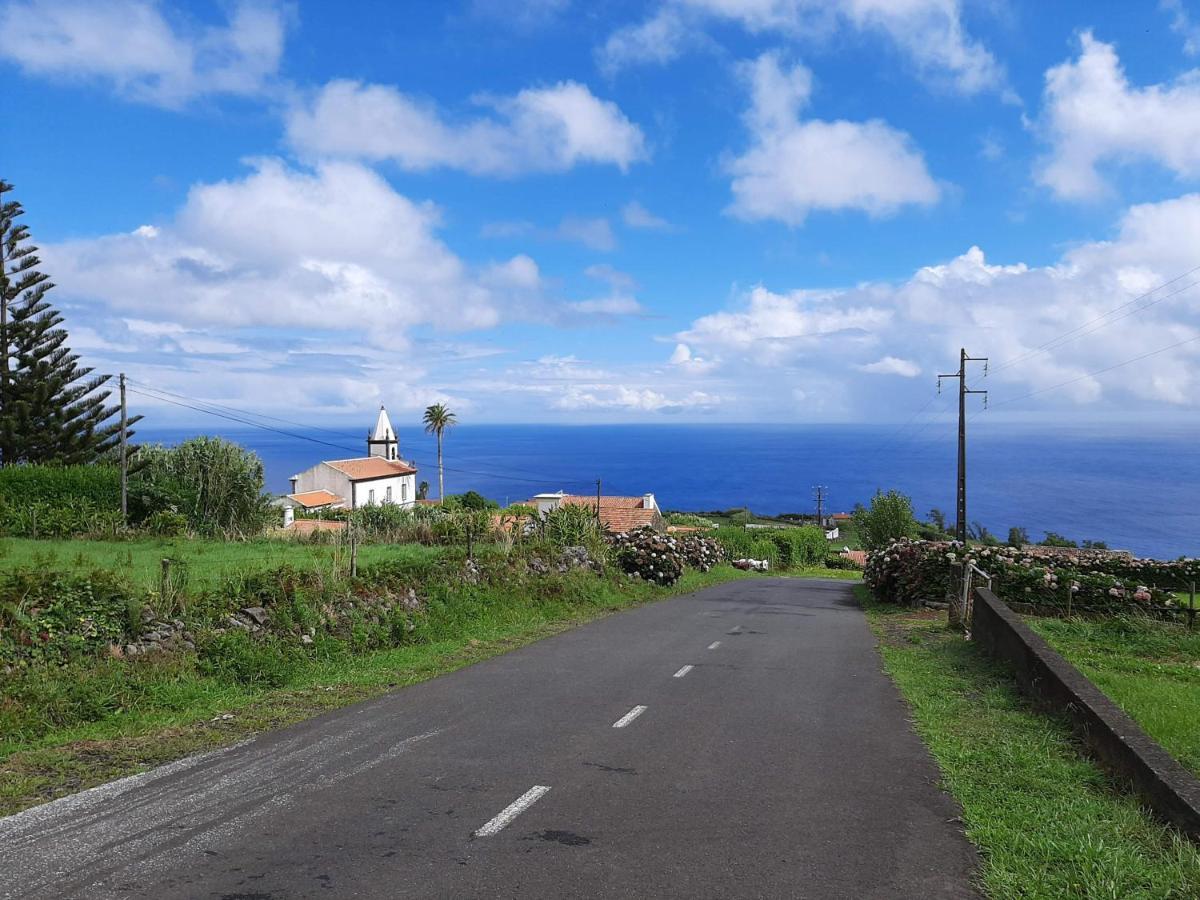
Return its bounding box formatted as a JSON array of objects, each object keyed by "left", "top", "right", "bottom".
[{"left": 367, "top": 405, "right": 399, "bottom": 460}]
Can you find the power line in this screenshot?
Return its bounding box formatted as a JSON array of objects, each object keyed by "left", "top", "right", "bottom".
[
  {"left": 125, "top": 385, "right": 596, "bottom": 488},
  {"left": 986, "top": 332, "right": 1200, "bottom": 411},
  {"left": 991, "top": 265, "right": 1200, "bottom": 374}
]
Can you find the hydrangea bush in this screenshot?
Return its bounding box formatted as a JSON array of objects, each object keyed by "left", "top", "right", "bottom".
[
  {"left": 610, "top": 527, "right": 725, "bottom": 585},
  {"left": 865, "top": 539, "right": 1197, "bottom": 613}
]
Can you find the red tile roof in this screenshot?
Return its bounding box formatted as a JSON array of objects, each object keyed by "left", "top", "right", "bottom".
[
  {"left": 324, "top": 457, "right": 416, "bottom": 480},
  {"left": 558, "top": 495, "right": 663, "bottom": 533},
  {"left": 287, "top": 489, "right": 342, "bottom": 509}
]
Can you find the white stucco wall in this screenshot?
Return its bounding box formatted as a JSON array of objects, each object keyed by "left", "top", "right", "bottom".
[
  {"left": 351, "top": 474, "right": 416, "bottom": 508},
  {"left": 290, "top": 463, "right": 417, "bottom": 509}
]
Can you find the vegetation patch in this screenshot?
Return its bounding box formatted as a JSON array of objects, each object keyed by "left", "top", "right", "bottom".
[
  {"left": 860, "top": 586, "right": 1200, "bottom": 898},
  {"left": 1026, "top": 615, "right": 1200, "bottom": 780}
]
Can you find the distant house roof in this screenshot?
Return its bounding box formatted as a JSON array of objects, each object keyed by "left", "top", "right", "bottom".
[
  {"left": 560, "top": 494, "right": 663, "bottom": 533},
  {"left": 832, "top": 512, "right": 852, "bottom": 521},
  {"left": 324, "top": 457, "right": 416, "bottom": 480},
  {"left": 287, "top": 489, "right": 343, "bottom": 509}
]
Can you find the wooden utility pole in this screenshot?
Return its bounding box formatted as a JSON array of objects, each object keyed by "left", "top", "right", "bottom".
[
  {"left": 938, "top": 349, "right": 988, "bottom": 543},
  {"left": 813, "top": 485, "right": 827, "bottom": 528},
  {"left": 119, "top": 373, "right": 128, "bottom": 525}
]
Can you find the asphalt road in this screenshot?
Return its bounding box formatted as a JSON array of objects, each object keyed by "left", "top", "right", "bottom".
[{"left": 0, "top": 577, "right": 979, "bottom": 899}]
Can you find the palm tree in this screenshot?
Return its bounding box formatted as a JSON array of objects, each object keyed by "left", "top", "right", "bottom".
[{"left": 422, "top": 403, "right": 457, "bottom": 504}]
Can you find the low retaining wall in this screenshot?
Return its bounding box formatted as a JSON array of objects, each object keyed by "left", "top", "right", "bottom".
[{"left": 972, "top": 586, "right": 1200, "bottom": 841}]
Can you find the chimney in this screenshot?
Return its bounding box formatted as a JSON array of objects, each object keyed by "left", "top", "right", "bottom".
[{"left": 643, "top": 493, "right": 656, "bottom": 509}]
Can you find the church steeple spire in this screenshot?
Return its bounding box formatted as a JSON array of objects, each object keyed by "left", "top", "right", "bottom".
[{"left": 367, "top": 405, "right": 399, "bottom": 460}]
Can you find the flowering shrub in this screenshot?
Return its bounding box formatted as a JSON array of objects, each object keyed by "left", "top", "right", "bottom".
[
  {"left": 865, "top": 539, "right": 1194, "bottom": 613},
  {"left": 610, "top": 528, "right": 724, "bottom": 585}
]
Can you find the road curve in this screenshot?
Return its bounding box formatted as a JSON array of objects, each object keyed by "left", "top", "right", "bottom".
[{"left": 0, "top": 577, "right": 979, "bottom": 899}]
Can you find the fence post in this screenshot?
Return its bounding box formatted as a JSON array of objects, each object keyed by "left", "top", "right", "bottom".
[
  {"left": 160, "top": 558, "right": 170, "bottom": 600},
  {"left": 1190, "top": 581, "right": 1196, "bottom": 630},
  {"left": 350, "top": 525, "right": 358, "bottom": 579},
  {"left": 947, "top": 562, "right": 964, "bottom": 628}
]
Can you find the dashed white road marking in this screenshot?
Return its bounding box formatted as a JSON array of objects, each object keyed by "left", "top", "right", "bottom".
[
  {"left": 474, "top": 785, "right": 551, "bottom": 837},
  {"left": 612, "top": 705, "right": 648, "bottom": 728},
  {"left": 707, "top": 641, "right": 721, "bottom": 650},
  {"left": 673, "top": 665, "right": 694, "bottom": 678},
  {"left": 728, "top": 625, "right": 742, "bottom": 634}
]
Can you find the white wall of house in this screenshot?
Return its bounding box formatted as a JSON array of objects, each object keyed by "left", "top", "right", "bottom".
[{"left": 351, "top": 474, "right": 416, "bottom": 508}]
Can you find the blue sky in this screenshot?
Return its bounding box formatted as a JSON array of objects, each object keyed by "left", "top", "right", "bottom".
[{"left": 4, "top": 0, "right": 1200, "bottom": 427}]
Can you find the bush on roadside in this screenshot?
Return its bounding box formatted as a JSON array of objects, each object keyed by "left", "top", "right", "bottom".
[{"left": 865, "top": 538, "right": 1195, "bottom": 613}]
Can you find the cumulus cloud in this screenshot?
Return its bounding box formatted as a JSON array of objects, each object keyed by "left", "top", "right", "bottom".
[
  {"left": 0, "top": 0, "right": 287, "bottom": 107},
  {"left": 556, "top": 216, "right": 616, "bottom": 251},
  {"left": 1162, "top": 0, "right": 1200, "bottom": 56},
  {"left": 859, "top": 356, "right": 921, "bottom": 377},
  {"left": 43, "top": 159, "right": 547, "bottom": 340},
  {"left": 675, "top": 195, "right": 1200, "bottom": 413},
  {"left": 725, "top": 53, "right": 941, "bottom": 224},
  {"left": 554, "top": 385, "right": 719, "bottom": 412},
  {"left": 1037, "top": 32, "right": 1200, "bottom": 200},
  {"left": 621, "top": 201, "right": 673, "bottom": 230},
  {"left": 286, "top": 79, "right": 647, "bottom": 176},
  {"left": 598, "top": 0, "right": 1003, "bottom": 94}
]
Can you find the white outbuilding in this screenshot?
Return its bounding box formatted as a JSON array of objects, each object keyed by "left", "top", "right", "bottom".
[{"left": 285, "top": 406, "right": 418, "bottom": 510}]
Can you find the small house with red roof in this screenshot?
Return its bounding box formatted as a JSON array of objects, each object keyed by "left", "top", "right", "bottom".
[
  {"left": 529, "top": 490, "right": 665, "bottom": 534},
  {"left": 284, "top": 406, "right": 418, "bottom": 510}
]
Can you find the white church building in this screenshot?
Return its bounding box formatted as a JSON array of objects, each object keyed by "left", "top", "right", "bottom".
[{"left": 285, "top": 406, "right": 418, "bottom": 511}]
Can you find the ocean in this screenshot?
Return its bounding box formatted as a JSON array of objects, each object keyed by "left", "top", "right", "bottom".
[{"left": 136, "top": 423, "right": 1200, "bottom": 561}]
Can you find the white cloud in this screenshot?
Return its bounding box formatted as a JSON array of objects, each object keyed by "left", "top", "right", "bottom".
[
  {"left": 585, "top": 263, "right": 637, "bottom": 290},
  {"left": 668, "top": 342, "right": 718, "bottom": 374},
  {"left": 598, "top": 0, "right": 1003, "bottom": 94},
  {"left": 859, "top": 355, "right": 920, "bottom": 377},
  {"left": 621, "top": 200, "right": 673, "bottom": 230},
  {"left": 1037, "top": 32, "right": 1200, "bottom": 200},
  {"left": 44, "top": 159, "right": 544, "bottom": 339},
  {"left": 568, "top": 296, "right": 643, "bottom": 316},
  {"left": 286, "top": 79, "right": 647, "bottom": 176},
  {"left": 1162, "top": 0, "right": 1200, "bottom": 56},
  {"left": 0, "top": 0, "right": 287, "bottom": 107},
  {"left": 725, "top": 53, "right": 941, "bottom": 224},
  {"left": 675, "top": 195, "right": 1200, "bottom": 413},
  {"left": 556, "top": 216, "right": 616, "bottom": 251},
  {"left": 554, "top": 384, "right": 719, "bottom": 412}
]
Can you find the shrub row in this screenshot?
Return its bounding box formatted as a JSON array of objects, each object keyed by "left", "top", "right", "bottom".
[
  {"left": 611, "top": 527, "right": 725, "bottom": 585},
  {"left": 710, "top": 525, "right": 828, "bottom": 569},
  {"left": 865, "top": 539, "right": 1195, "bottom": 613}
]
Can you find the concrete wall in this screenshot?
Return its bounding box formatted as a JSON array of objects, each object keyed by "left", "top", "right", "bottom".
[
  {"left": 291, "top": 463, "right": 352, "bottom": 508},
  {"left": 972, "top": 586, "right": 1200, "bottom": 841}
]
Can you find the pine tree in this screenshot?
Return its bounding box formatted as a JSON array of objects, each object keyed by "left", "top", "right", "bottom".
[{"left": 0, "top": 180, "right": 128, "bottom": 465}]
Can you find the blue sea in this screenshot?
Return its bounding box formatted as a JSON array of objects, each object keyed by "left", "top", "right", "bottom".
[{"left": 137, "top": 423, "right": 1200, "bottom": 561}]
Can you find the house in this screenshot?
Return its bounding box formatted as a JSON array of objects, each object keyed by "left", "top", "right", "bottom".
[
  {"left": 530, "top": 490, "right": 665, "bottom": 534},
  {"left": 284, "top": 406, "right": 418, "bottom": 510}
]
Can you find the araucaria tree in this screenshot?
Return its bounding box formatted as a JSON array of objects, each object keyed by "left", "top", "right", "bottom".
[
  {"left": 422, "top": 403, "right": 457, "bottom": 505},
  {"left": 0, "top": 181, "right": 125, "bottom": 465}
]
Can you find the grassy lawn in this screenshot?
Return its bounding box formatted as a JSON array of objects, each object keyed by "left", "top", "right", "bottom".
[
  {"left": 859, "top": 586, "right": 1200, "bottom": 899},
  {"left": 1026, "top": 616, "right": 1200, "bottom": 780},
  {"left": 0, "top": 565, "right": 749, "bottom": 817},
  {"left": 0, "top": 535, "right": 432, "bottom": 594}
]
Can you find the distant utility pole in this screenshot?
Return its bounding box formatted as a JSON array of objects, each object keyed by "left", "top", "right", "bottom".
[
  {"left": 119, "top": 373, "right": 128, "bottom": 526},
  {"left": 813, "top": 485, "right": 827, "bottom": 528},
  {"left": 938, "top": 348, "right": 988, "bottom": 543}
]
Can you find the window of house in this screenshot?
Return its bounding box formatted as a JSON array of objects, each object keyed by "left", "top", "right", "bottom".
[
  {"left": 386, "top": 485, "right": 393, "bottom": 503},
  {"left": 368, "top": 488, "right": 375, "bottom": 505},
  {"left": 401, "top": 482, "right": 408, "bottom": 502}
]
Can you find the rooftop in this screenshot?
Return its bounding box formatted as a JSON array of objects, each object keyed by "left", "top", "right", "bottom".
[
  {"left": 324, "top": 457, "right": 416, "bottom": 480},
  {"left": 287, "top": 489, "right": 343, "bottom": 509}
]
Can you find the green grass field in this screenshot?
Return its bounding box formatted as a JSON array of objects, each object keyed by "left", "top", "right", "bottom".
[
  {"left": 1026, "top": 616, "right": 1200, "bottom": 780},
  {"left": 860, "top": 587, "right": 1200, "bottom": 898},
  {"left": 0, "top": 536, "right": 438, "bottom": 594}
]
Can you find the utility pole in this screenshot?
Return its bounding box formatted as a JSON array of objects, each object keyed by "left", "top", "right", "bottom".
[
  {"left": 813, "top": 485, "right": 827, "bottom": 528},
  {"left": 938, "top": 348, "right": 988, "bottom": 543},
  {"left": 119, "top": 373, "right": 128, "bottom": 526}
]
